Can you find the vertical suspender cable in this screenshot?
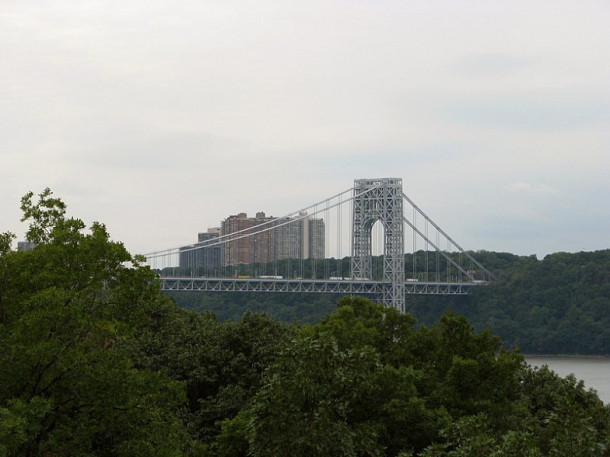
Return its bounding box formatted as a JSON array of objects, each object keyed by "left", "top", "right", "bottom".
[
  {"left": 436, "top": 231, "right": 440, "bottom": 282},
  {"left": 324, "top": 199, "right": 328, "bottom": 278},
  {"left": 425, "top": 218, "right": 429, "bottom": 282},
  {"left": 337, "top": 193, "right": 342, "bottom": 278},
  {"left": 412, "top": 206, "right": 416, "bottom": 280}
]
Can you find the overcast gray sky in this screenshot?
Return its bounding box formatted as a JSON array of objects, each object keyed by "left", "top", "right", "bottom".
[{"left": 1, "top": 0, "right": 609, "bottom": 258}]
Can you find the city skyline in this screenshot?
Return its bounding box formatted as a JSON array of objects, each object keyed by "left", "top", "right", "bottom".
[{"left": 179, "top": 210, "right": 325, "bottom": 269}]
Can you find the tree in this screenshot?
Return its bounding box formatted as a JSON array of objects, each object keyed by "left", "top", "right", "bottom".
[
  {"left": 130, "top": 308, "right": 292, "bottom": 447},
  {"left": 249, "top": 299, "right": 498, "bottom": 456},
  {"left": 247, "top": 297, "right": 608, "bottom": 457},
  {"left": 0, "top": 189, "right": 189, "bottom": 456},
  {"left": 250, "top": 332, "right": 397, "bottom": 457}
]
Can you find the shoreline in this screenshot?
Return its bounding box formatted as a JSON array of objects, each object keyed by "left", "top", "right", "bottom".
[{"left": 523, "top": 354, "right": 610, "bottom": 359}]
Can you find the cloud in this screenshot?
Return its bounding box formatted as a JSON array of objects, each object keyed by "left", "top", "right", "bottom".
[
  {"left": 452, "top": 52, "right": 539, "bottom": 79},
  {"left": 1, "top": 0, "right": 608, "bottom": 258},
  {"left": 504, "top": 182, "right": 560, "bottom": 194},
  {"left": 444, "top": 95, "right": 610, "bottom": 132}
]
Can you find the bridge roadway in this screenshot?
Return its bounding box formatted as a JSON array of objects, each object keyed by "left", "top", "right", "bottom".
[{"left": 159, "top": 277, "right": 482, "bottom": 296}]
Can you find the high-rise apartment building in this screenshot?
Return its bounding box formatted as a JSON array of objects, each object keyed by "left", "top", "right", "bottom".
[
  {"left": 274, "top": 216, "right": 302, "bottom": 260},
  {"left": 17, "top": 241, "right": 36, "bottom": 252},
  {"left": 184, "top": 212, "right": 326, "bottom": 269},
  {"left": 221, "top": 212, "right": 275, "bottom": 266},
  {"left": 307, "top": 216, "right": 325, "bottom": 259},
  {"left": 179, "top": 227, "right": 221, "bottom": 271},
  {"left": 273, "top": 212, "right": 325, "bottom": 261}
]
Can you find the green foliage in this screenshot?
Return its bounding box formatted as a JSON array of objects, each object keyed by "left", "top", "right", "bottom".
[
  {"left": 464, "top": 249, "right": 610, "bottom": 354},
  {"left": 171, "top": 249, "right": 610, "bottom": 355},
  {"left": 3, "top": 189, "right": 610, "bottom": 456},
  {"left": 1, "top": 189, "right": 189, "bottom": 456},
  {"left": 245, "top": 297, "right": 609, "bottom": 456},
  {"left": 169, "top": 290, "right": 338, "bottom": 323},
  {"left": 19, "top": 187, "right": 67, "bottom": 244},
  {"left": 518, "top": 366, "right": 609, "bottom": 456},
  {"left": 129, "top": 308, "right": 292, "bottom": 445},
  {"left": 0, "top": 232, "right": 14, "bottom": 256},
  {"left": 250, "top": 333, "right": 391, "bottom": 457},
  {"left": 399, "top": 249, "right": 610, "bottom": 355},
  {"left": 245, "top": 299, "right": 507, "bottom": 456}
]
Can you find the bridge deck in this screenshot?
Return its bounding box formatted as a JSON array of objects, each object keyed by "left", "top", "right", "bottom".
[{"left": 159, "top": 277, "right": 483, "bottom": 295}]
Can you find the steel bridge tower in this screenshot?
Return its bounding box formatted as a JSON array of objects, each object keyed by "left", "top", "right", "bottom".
[{"left": 351, "top": 178, "right": 405, "bottom": 312}]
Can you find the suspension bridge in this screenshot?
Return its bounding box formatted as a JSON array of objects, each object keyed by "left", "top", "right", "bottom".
[{"left": 144, "top": 178, "right": 494, "bottom": 313}]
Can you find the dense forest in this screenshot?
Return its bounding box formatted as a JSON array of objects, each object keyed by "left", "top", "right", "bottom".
[
  {"left": 171, "top": 249, "right": 610, "bottom": 355},
  {"left": 1, "top": 189, "right": 610, "bottom": 456},
  {"left": 460, "top": 250, "right": 609, "bottom": 354}
]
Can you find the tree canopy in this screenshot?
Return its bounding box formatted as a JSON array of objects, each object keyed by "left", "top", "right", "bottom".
[{"left": 1, "top": 189, "right": 609, "bottom": 456}]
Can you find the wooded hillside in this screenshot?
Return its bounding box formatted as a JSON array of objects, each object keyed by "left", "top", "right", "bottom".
[
  {"left": 405, "top": 249, "right": 610, "bottom": 354},
  {"left": 2, "top": 189, "right": 609, "bottom": 456},
  {"left": 173, "top": 249, "right": 610, "bottom": 355}
]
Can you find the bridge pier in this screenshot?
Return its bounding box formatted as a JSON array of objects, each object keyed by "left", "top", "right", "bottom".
[{"left": 351, "top": 178, "right": 405, "bottom": 312}]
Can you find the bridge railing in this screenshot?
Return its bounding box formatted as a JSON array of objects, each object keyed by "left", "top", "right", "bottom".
[{"left": 158, "top": 276, "right": 480, "bottom": 296}]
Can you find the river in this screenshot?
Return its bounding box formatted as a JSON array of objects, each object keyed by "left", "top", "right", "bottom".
[{"left": 525, "top": 356, "right": 610, "bottom": 404}]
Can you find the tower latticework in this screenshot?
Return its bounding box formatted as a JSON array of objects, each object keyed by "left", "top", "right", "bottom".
[{"left": 351, "top": 178, "right": 405, "bottom": 311}]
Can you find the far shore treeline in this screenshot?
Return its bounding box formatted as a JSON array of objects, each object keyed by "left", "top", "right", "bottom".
[
  {"left": 171, "top": 249, "right": 610, "bottom": 355},
  {"left": 1, "top": 189, "right": 609, "bottom": 456}
]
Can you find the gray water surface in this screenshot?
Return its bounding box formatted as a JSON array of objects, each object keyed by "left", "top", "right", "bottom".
[{"left": 525, "top": 356, "right": 610, "bottom": 404}]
